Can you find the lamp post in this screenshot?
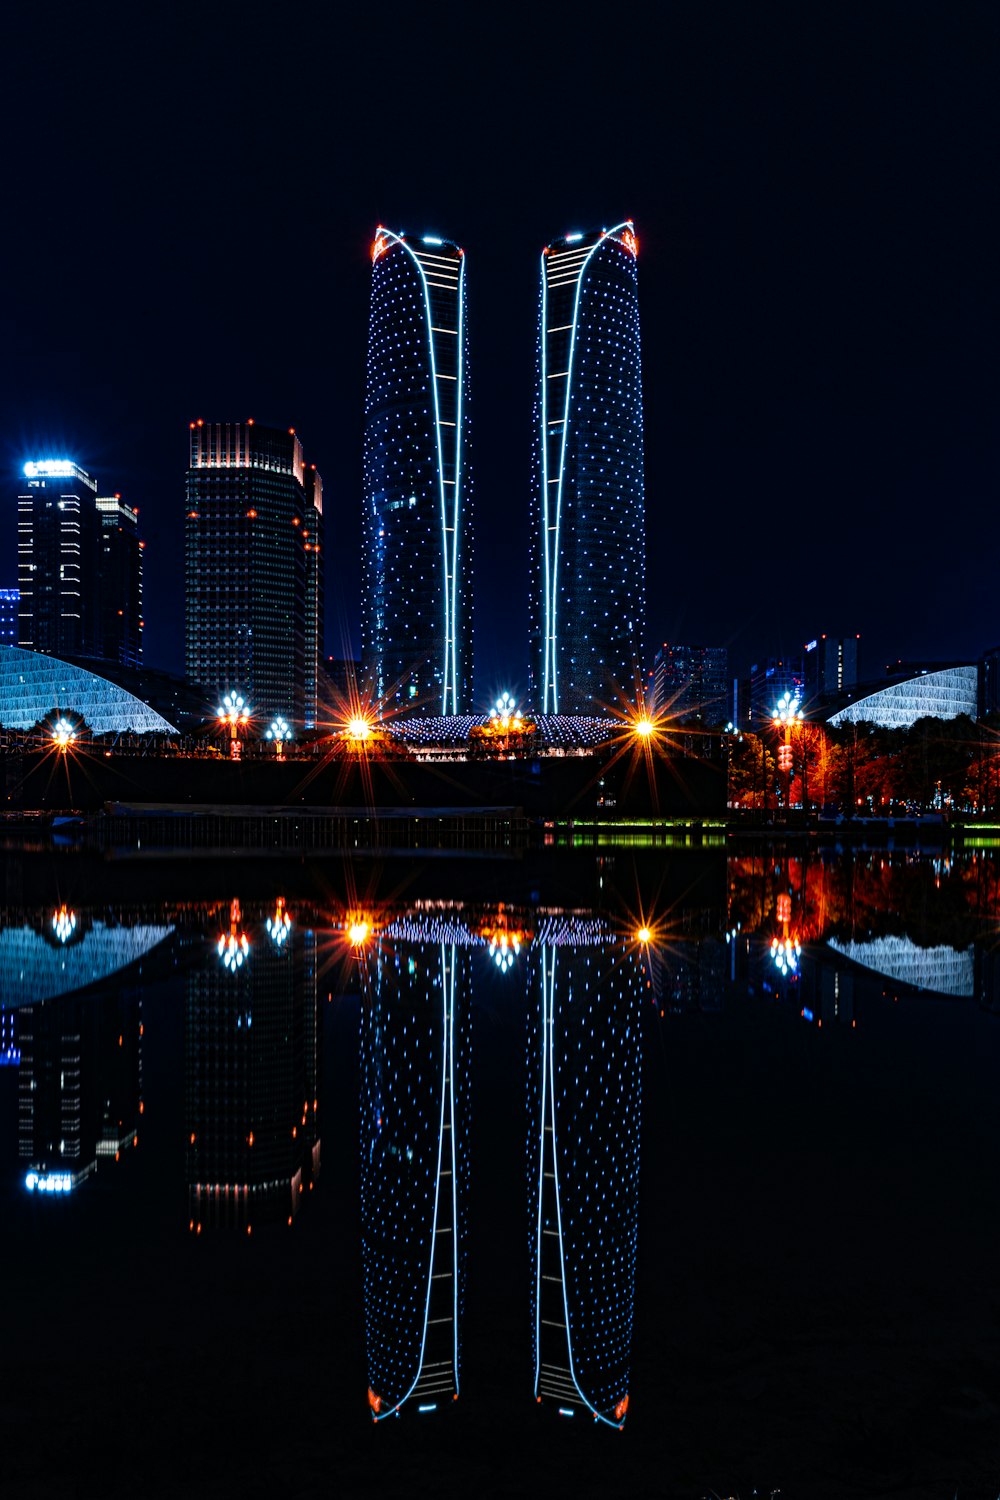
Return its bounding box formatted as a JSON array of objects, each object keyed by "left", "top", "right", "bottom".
[
  {"left": 772, "top": 692, "right": 803, "bottom": 816},
  {"left": 218, "top": 691, "right": 250, "bottom": 761},
  {"left": 266, "top": 716, "right": 292, "bottom": 759}
]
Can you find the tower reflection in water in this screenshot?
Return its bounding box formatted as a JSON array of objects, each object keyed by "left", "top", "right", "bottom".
[
  {"left": 357, "top": 911, "right": 472, "bottom": 1420},
  {"left": 186, "top": 899, "right": 320, "bottom": 1233},
  {"left": 528, "top": 914, "right": 643, "bottom": 1427},
  {"left": 18, "top": 910, "right": 144, "bottom": 1195}
]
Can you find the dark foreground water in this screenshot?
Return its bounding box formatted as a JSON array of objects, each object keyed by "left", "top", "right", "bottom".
[{"left": 2, "top": 842, "right": 1000, "bottom": 1500}]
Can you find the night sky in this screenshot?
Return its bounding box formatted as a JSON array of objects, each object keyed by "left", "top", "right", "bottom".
[{"left": 3, "top": 2, "right": 997, "bottom": 697}]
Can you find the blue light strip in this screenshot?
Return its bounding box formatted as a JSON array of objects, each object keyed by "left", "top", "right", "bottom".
[
  {"left": 447, "top": 943, "right": 460, "bottom": 1392},
  {"left": 532, "top": 946, "right": 555, "bottom": 1398},
  {"left": 541, "top": 223, "right": 635, "bottom": 716},
  {"left": 450, "top": 259, "right": 465, "bottom": 712},
  {"left": 374, "top": 230, "right": 461, "bottom": 714}
]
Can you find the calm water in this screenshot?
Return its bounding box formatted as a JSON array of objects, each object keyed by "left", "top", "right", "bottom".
[{"left": 2, "top": 843, "right": 1000, "bottom": 1500}]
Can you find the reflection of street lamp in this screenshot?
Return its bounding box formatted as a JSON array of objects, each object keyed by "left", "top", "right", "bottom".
[
  {"left": 266, "top": 716, "right": 292, "bottom": 758},
  {"left": 266, "top": 898, "right": 291, "bottom": 947},
  {"left": 52, "top": 905, "right": 77, "bottom": 943},
  {"left": 218, "top": 692, "right": 250, "bottom": 761},
  {"left": 217, "top": 898, "right": 250, "bottom": 971}
]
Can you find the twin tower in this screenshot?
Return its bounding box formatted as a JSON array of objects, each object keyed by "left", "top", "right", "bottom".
[{"left": 361, "top": 222, "right": 646, "bottom": 718}]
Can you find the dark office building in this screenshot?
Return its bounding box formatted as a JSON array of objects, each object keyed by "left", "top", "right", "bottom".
[
  {"left": 748, "top": 656, "right": 805, "bottom": 727},
  {"left": 185, "top": 422, "right": 321, "bottom": 725},
  {"left": 362, "top": 229, "right": 473, "bottom": 715},
  {"left": 0, "top": 588, "right": 18, "bottom": 647},
  {"left": 18, "top": 460, "right": 100, "bottom": 657},
  {"left": 804, "top": 634, "right": 859, "bottom": 703},
  {"left": 650, "top": 643, "right": 728, "bottom": 722},
  {"left": 529, "top": 221, "right": 645, "bottom": 715},
  {"left": 96, "top": 495, "right": 143, "bottom": 668}
]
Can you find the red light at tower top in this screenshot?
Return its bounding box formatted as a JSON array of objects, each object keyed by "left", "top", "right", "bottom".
[
  {"left": 621, "top": 227, "right": 638, "bottom": 257},
  {"left": 372, "top": 234, "right": 388, "bottom": 262}
]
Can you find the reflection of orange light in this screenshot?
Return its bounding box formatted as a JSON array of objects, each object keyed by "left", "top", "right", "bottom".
[
  {"left": 636, "top": 926, "right": 652, "bottom": 945},
  {"left": 368, "top": 1388, "right": 382, "bottom": 1414},
  {"left": 777, "top": 893, "right": 792, "bottom": 924},
  {"left": 614, "top": 1394, "right": 629, "bottom": 1420}
]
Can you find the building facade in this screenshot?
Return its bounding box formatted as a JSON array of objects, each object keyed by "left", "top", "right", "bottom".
[
  {"left": 530, "top": 222, "right": 645, "bottom": 716},
  {"left": 18, "top": 460, "right": 100, "bottom": 658},
  {"left": 362, "top": 228, "right": 473, "bottom": 716},
  {"left": 804, "top": 634, "right": 859, "bottom": 704},
  {"left": 748, "top": 656, "right": 805, "bottom": 728},
  {"left": 185, "top": 421, "right": 322, "bottom": 725},
  {"left": 96, "top": 495, "right": 143, "bottom": 668},
  {"left": 650, "top": 643, "right": 728, "bottom": 722},
  {"left": 0, "top": 588, "right": 18, "bottom": 648}
]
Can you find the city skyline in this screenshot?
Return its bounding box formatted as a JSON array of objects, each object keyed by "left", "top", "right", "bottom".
[{"left": 3, "top": 9, "right": 997, "bottom": 694}]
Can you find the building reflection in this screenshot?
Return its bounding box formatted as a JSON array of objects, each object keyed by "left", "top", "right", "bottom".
[
  {"left": 357, "top": 916, "right": 473, "bottom": 1420},
  {"left": 527, "top": 915, "right": 643, "bottom": 1427},
  {"left": 186, "top": 899, "right": 319, "bottom": 1232},
  {"left": 18, "top": 972, "right": 142, "bottom": 1196}
]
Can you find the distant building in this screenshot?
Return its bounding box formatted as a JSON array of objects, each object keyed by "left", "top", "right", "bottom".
[
  {"left": 749, "top": 656, "right": 804, "bottom": 728},
  {"left": 650, "top": 644, "right": 728, "bottom": 722},
  {"left": 530, "top": 222, "right": 644, "bottom": 716},
  {"left": 0, "top": 588, "right": 18, "bottom": 647},
  {"left": 18, "top": 460, "right": 100, "bottom": 658},
  {"left": 185, "top": 421, "right": 321, "bottom": 725},
  {"left": 95, "top": 495, "right": 143, "bottom": 668},
  {"left": 0, "top": 1008, "right": 18, "bottom": 1067},
  {"left": 804, "top": 635, "right": 859, "bottom": 703}
]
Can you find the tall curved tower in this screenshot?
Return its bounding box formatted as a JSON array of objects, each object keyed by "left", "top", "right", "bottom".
[
  {"left": 362, "top": 228, "right": 472, "bottom": 715},
  {"left": 529, "top": 222, "right": 645, "bottom": 715}
]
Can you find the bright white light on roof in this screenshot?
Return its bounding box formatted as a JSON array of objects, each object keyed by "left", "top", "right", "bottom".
[
  {"left": 422, "top": 236, "right": 443, "bottom": 246},
  {"left": 24, "top": 460, "right": 77, "bottom": 479},
  {"left": 564, "top": 233, "right": 583, "bottom": 243}
]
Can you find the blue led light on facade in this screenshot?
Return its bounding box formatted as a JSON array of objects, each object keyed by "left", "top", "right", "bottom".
[
  {"left": 530, "top": 222, "right": 645, "bottom": 715},
  {"left": 362, "top": 228, "right": 473, "bottom": 715}
]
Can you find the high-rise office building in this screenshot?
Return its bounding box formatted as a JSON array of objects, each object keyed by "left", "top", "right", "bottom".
[
  {"left": 18, "top": 460, "right": 100, "bottom": 657},
  {"left": 303, "top": 466, "right": 324, "bottom": 728},
  {"left": 804, "top": 634, "right": 860, "bottom": 703},
  {"left": 530, "top": 222, "right": 645, "bottom": 716},
  {"left": 748, "top": 656, "right": 805, "bottom": 727},
  {"left": 0, "top": 588, "right": 18, "bottom": 647},
  {"left": 651, "top": 643, "right": 729, "bottom": 722},
  {"left": 362, "top": 228, "right": 473, "bottom": 715},
  {"left": 96, "top": 495, "right": 143, "bottom": 668},
  {"left": 185, "top": 421, "right": 322, "bottom": 724}
]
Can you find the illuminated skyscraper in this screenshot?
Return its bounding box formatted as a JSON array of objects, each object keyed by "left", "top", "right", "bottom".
[
  {"left": 0, "top": 588, "right": 18, "bottom": 647},
  {"left": 530, "top": 223, "right": 645, "bottom": 715},
  {"left": 358, "top": 923, "right": 472, "bottom": 1418},
  {"left": 527, "top": 918, "right": 642, "bottom": 1425},
  {"left": 362, "top": 229, "right": 472, "bottom": 715},
  {"left": 18, "top": 460, "right": 100, "bottom": 657},
  {"left": 303, "top": 466, "right": 324, "bottom": 728},
  {"left": 185, "top": 422, "right": 322, "bottom": 724}
]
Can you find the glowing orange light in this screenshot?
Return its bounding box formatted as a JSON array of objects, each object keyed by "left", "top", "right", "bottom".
[
  {"left": 372, "top": 235, "right": 388, "bottom": 262},
  {"left": 614, "top": 1394, "right": 629, "bottom": 1420},
  {"left": 636, "top": 926, "right": 652, "bottom": 945},
  {"left": 347, "top": 716, "right": 372, "bottom": 742},
  {"left": 633, "top": 718, "right": 654, "bottom": 738},
  {"left": 368, "top": 1388, "right": 382, "bottom": 1414},
  {"left": 348, "top": 918, "right": 372, "bottom": 948}
]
